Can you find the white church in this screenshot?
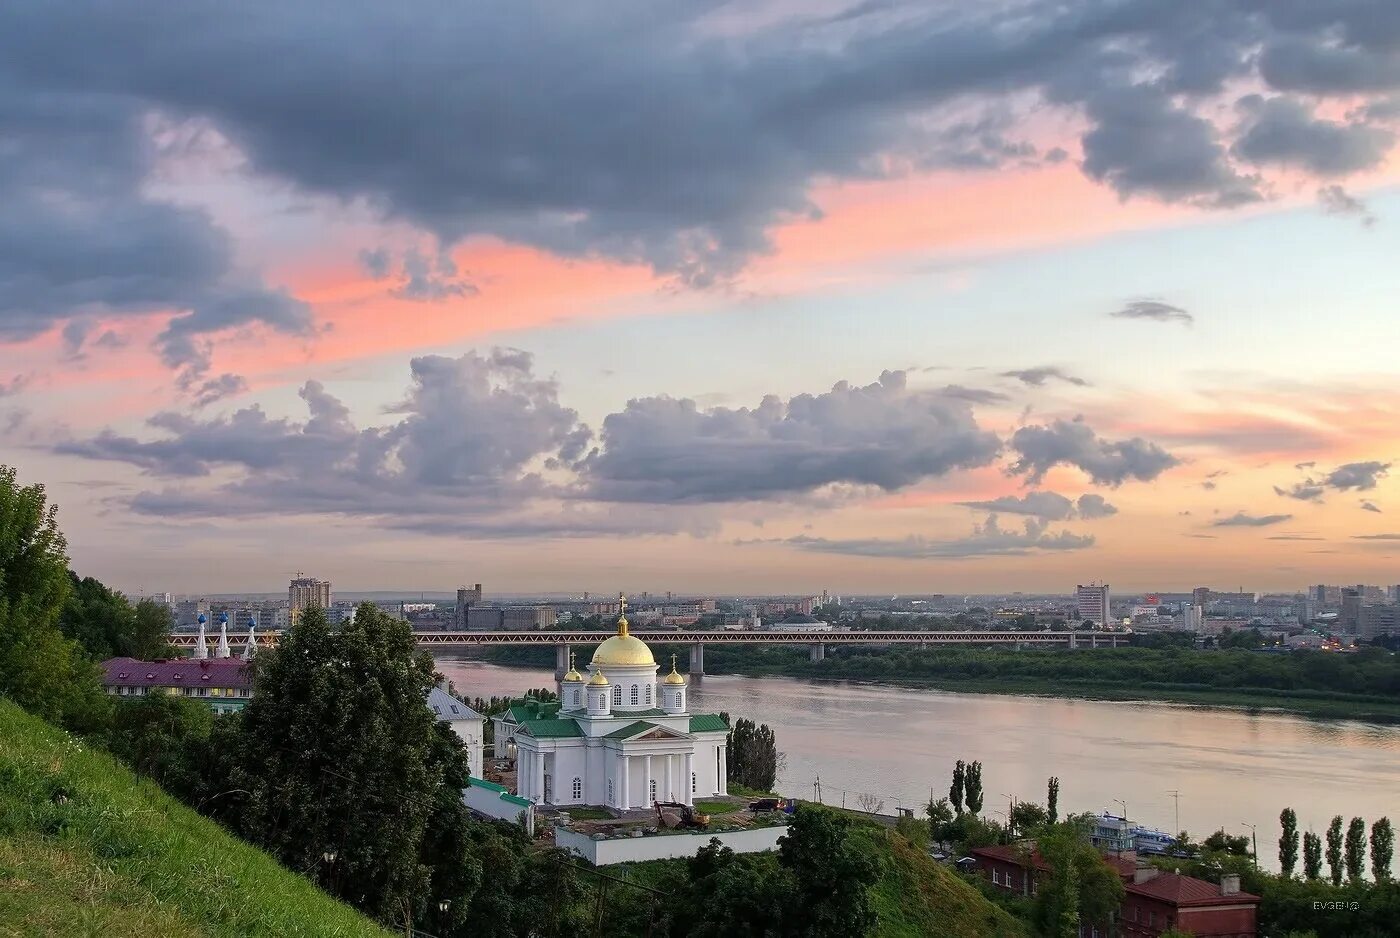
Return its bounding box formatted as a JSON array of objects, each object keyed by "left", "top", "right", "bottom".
[{"left": 493, "top": 599, "right": 729, "bottom": 809}]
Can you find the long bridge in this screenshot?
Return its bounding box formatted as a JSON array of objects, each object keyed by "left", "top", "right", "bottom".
[{"left": 166, "top": 628, "right": 1127, "bottom": 677}]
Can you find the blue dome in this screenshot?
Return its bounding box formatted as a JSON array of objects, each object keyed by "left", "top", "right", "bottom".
[
  {"left": 197, "top": 614, "right": 207, "bottom": 624},
  {"left": 219, "top": 612, "right": 229, "bottom": 623}
]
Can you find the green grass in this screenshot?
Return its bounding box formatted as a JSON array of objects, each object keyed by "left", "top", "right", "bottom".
[
  {"left": 559, "top": 807, "right": 613, "bottom": 821},
  {"left": 854, "top": 828, "right": 1027, "bottom": 938},
  {"left": 0, "top": 698, "right": 390, "bottom": 938},
  {"left": 693, "top": 799, "right": 739, "bottom": 815}
]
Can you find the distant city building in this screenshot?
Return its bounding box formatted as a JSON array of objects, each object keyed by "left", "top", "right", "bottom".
[
  {"left": 1183, "top": 605, "right": 1204, "bottom": 631},
  {"left": 1358, "top": 604, "right": 1400, "bottom": 641},
  {"left": 1076, "top": 584, "right": 1110, "bottom": 626},
  {"left": 503, "top": 605, "right": 557, "bottom": 630},
  {"left": 456, "top": 583, "right": 483, "bottom": 628},
  {"left": 1341, "top": 589, "right": 1362, "bottom": 633},
  {"left": 1313, "top": 584, "right": 1327, "bottom": 604},
  {"left": 1191, "top": 586, "right": 1210, "bottom": 608},
  {"left": 289, "top": 576, "right": 331, "bottom": 622}
]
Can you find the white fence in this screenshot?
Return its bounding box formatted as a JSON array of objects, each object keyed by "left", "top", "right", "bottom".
[
  {"left": 554, "top": 823, "right": 786, "bottom": 865},
  {"left": 462, "top": 778, "right": 535, "bottom": 836}
]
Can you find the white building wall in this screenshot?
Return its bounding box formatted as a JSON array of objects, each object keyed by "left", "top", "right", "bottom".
[{"left": 554, "top": 824, "right": 786, "bottom": 865}]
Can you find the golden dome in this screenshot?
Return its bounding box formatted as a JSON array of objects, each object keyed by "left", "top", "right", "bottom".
[
  {"left": 662, "top": 654, "right": 686, "bottom": 685},
  {"left": 590, "top": 593, "right": 656, "bottom": 668},
  {"left": 588, "top": 669, "right": 610, "bottom": 686},
  {"left": 563, "top": 652, "right": 583, "bottom": 683}
]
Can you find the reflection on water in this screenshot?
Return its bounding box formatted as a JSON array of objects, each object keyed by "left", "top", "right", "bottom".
[{"left": 433, "top": 655, "right": 1400, "bottom": 872}]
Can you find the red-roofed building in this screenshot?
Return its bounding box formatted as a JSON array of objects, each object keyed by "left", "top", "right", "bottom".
[
  {"left": 970, "top": 845, "right": 1259, "bottom": 937},
  {"left": 101, "top": 657, "right": 253, "bottom": 714}
]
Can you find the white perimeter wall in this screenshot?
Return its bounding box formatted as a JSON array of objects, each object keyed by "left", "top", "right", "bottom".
[{"left": 554, "top": 824, "right": 785, "bottom": 865}]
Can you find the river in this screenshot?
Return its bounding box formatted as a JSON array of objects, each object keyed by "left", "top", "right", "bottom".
[{"left": 432, "top": 656, "right": 1400, "bottom": 872}]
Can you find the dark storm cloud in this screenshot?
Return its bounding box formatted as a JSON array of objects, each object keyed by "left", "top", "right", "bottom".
[
  {"left": 3, "top": 0, "right": 1398, "bottom": 306},
  {"left": 1001, "top": 367, "right": 1090, "bottom": 388},
  {"left": 1109, "top": 300, "right": 1194, "bottom": 325},
  {"left": 1232, "top": 95, "right": 1393, "bottom": 176},
  {"left": 1212, "top": 511, "right": 1293, "bottom": 527},
  {"left": 580, "top": 370, "right": 1001, "bottom": 503},
  {"left": 1007, "top": 417, "right": 1179, "bottom": 486},
  {"left": 769, "top": 515, "right": 1094, "bottom": 559},
  {"left": 957, "top": 490, "right": 1117, "bottom": 521}
]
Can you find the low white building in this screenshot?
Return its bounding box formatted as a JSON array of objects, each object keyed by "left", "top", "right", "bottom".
[
  {"left": 500, "top": 599, "right": 729, "bottom": 809},
  {"left": 427, "top": 686, "right": 486, "bottom": 779}
]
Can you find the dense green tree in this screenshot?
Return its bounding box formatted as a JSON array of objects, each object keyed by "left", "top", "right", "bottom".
[
  {"left": 414, "top": 723, "right": 485, "bottom": 936},
  {"left": 726, "top": 717, "right": 780, "bottom": 792},
  {"left": 1303, "top": 831, "right": 1323, "bottom": 881},
  {"left": 1204, "top": 829, "right": 1252, "bottom": 856},
  {"left": 1346, "top": 817, "right": 1368, "bottom": 883},
  {"left": 455, "top": 820, "right": 588, "bottom": 938},
  {"left": 1033, "top": 819, "right": 1125, "bottom": 937},
  {"left": 926, "top": 795, "right": 954, "bottom": 833},
  {"left": 0, "top": 465, "right": 108, "bottom": 730},
  {"left": 60, "top": 572, "right": 136, "bottom": 660},
  {"left": 1047, "top": 776, "right": 1060, "bottom": 824},
  {"left": 105, "top": 693, "right": 214, "bottom": 799},
  {"left": 1011, "top": 800, "right": 1049, "bottom": 835},
  {"left": 776, "top": 806, "right": 881, "bottom": 938},
  {"left": 950, "top": 759, "right": 966, "bottom": 815},
  {"left": 964, "top": 760, "right": 984, "bottom": 814},
  {"left": 130, "top": 598, "right": 177, "bottom": 659},
  {"left": 1326, "top": 816, "right": 1345, "bottom": 886},
  {"left": 1373, "top": 818, "right": 1394, "bottom": 882},
  {"left": 673, "top": 841, "right": 784, "bottom": 938},
  {"left": 1279, "top": 807, "right": 1300, "bottom": 879},
  {"left": 220, "top": 603, "right": 441, "bottom": 924}
]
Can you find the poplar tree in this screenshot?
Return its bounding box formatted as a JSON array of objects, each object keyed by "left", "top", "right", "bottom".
[
  {"left": 1345, "top": 817, "right": 1367, "bottom": 884},
  {"left": 1326, "top": 816, "right": 1345, "bottom": 886},
  {"left": 1278, "top": 807, "right": 1299, "bottom": 879},
  {"left": 1303, "top": 831, "right": 1323, "bottom": 880},
  {"left": 965, "top": 760, "right": 984, "bottom": 815},
  {"left": 1372, "top": 818, "right": 1394, "bottom": 882},
  {"left": 950, "top": 760, "right": 966, "bottom": 815},
  {"left": 1047, "top": 776, "right": 1060, "bottom": 824}
]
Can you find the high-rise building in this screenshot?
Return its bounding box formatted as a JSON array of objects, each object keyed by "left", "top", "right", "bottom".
[
  {"left": 1191, "top": 586, "right": 1210, "bottom": 608},
  {"left": 456, "top": 583, "right": 483, "bottom": 628},
  {"left": 1389, "top": 585, "right": 1400, "bottom": 604},
  {"left": 289, "top": 576, "right": 331, "bottom": 622},
  {"left": 1341, "top": 589, "right": 1362, "bottom": 633},
  {"left": 1184, "top": 605, "right": 1204, "bottom": 631},
  {"left": 1313, "top": 584, "right": 1327, "bottom": 604},
  {"left": 1358, "top": 604, "right": 1400, "bottom": 641},
  {"left": 1076, "top": 583, "right": 1110, "bottom": 627}
]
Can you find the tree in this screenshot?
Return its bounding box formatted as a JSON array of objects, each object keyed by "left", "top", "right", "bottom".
[
  {"left": 926, "top": 796, "right": 954, "bottom": 828},
  {"left": 0, "top": 465, "right": 108, "bottom": 730},
  {"left": 1047, "top": 776, "right": 1060, "bottom": 824},
  {"left": 1011, "top": 801, "right": 1049, "bottom": 835},
  {"left": 964, "top": 760, "right": 984, "bottom": 815},
  {"left": 60, "top": 572, "right": 135, "bottom": 660},
  {"left": 1345, "top": 816, "right": 1367, "bottom": 884},
  {"left": 1326, "top": 816, "right": 1344, "bottom": 886},
  {"left": 1203, "top": 829, "right": 1251, "bottom": 856},
  {"left": 1279, "top": 807, "right": 1300, "bottom": 879},
  {"left": 776, "top": 806, "right": 881, "bottom": 938},
  {"left": 726, "top": 718, "right": 781, "bottom": 792},
  {"left": 855, "top": 792, "right": 884, "bottom": 815},
  {"left": 220, "top": 604, "right": 441, "bottom": 924},
  {"left": 1372, "top": 817, "right": 1394, "bottom": 882},
  {"left": 1303, "top": 831, "right": 1323, "bottom": 881},
  {"left": 105, "top": 693, "right": 213, "bottom": 799},
  {"left": 949, "top": 760, "right": 965, "bottom": 815},
  {"left": 1034, "top": 819, "right": 1125, "bottom": 937},
  {"left": 129, "top": 598, "right": 178, "bottom": 659}
]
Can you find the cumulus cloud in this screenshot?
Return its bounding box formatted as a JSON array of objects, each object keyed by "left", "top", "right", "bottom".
[
  {"left": 1007, "top": 417, "right": 1179, "bottom": 486},
  {"left": 1317, "top": 184, "right": 1377, "bottom": 226},
  {"left": 958, "top": 490, "right": 1116, "bottom": 520},
  {"left": 1110, "top": 300, "right": 1193, "bottom": 325},
  {"left": 768, "top": 515, "right": 1095, "bottom": 559},
  {"left": 580, "top": 370, "right": 1001, "bottom": 503},
  {"left": 1001, "top": 367, "right": 1089, "bottom": 388},
  {"left": 1, "top": 0, "right": 1395, "bottom": 306},
  {"left": 1212, "top": 511, "right": 1293, "bottom": 527},
  {"left": 1232, "top": 95, "right": 1394, "bottom": 176},
  {"left": 1274, "top": 459, "right": 1390, "bottom": 501}
]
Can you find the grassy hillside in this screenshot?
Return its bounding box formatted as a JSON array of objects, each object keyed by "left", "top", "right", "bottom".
[
  {"left": 853, "top": 828, "right": 1027, "bottom": 938},
  {"left": 0, "top": 698, "right": 390, "bottom": 938}
]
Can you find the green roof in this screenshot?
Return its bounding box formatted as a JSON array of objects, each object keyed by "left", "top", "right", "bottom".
[
  {"left": 520, "top": 717, "right": 583, "bottom": 738},
  {"left": 604, "top": 720, "right": 659, "bottom": 739},
  {"left": 468, "top": 776, "right": 507, "bottom": 793},
  {"left": 501, "top": 794, "right": 532, "bottom": 807},
  {"left": 689, "top": 714, "right": 728, "bottom": 733}
]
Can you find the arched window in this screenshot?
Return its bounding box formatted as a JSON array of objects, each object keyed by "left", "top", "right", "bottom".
[
  {"left": 612, "top": 685, "right": 622, "bottom": 705},
  {"left": 607, "top": 779, "right": 614, "bottom": 804},
  {"left": 691, "top": 772, "right": 697, "bottom": 794},
  {"left": 572, "top": 777, "right": 583, "bottom": 800},
  {"left": 645, "top": 685, "right": 652, "bottom": 704},
  {"left": 676, "top": 690, "right": 684, "bottom": 710},
  {"left": 630, "top": 685, "right": 639, "bottom": 705},
  {"left": 571, "top": 689, "right": 581, "bottom": 708},
  {"left": 649, "top": 779, "right": 657, "bottom": 802}
]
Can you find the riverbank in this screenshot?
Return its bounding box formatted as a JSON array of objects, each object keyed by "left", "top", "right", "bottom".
[{"left": 476, "top": 644, "right": 1400, "bottom": 723}]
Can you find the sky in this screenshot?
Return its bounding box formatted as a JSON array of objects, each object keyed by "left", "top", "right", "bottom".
[{"left": 5, "top": 0, "right": 1400, "bottom": 596}]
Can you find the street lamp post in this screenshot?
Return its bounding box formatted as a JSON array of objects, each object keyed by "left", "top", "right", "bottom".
[{"left": 1240, "top": 822, "right": 1258, "bottom": 869}]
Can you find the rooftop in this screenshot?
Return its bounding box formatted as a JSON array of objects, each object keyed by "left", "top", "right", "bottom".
[
  {"left": 101, "top": 657, "right": 251, "bottom": 689},
  {"left": 426, "top": 686, "right": 483, "bottom": 722},
  {"left": 1127, "top": 872, "right": 1260, "bottom": 906}
]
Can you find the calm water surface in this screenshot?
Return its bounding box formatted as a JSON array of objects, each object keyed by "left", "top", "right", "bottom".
[{"left": 433, "top": 656, "right": 1400, "bottom": 871}]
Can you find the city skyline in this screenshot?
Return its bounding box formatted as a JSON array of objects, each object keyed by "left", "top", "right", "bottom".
[{"left": 5, "top": 3, "right": 1400, "bottom": 593}]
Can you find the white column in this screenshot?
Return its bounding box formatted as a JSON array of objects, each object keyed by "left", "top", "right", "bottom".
[
  {"left": 535, "top": 750, "right": 545, "bottom": 803},
  {"left": 621, "top": 755, "right": 630, "bottom": 809},
  {"left": 683, "top": 751, "right": 694, "bottom": 806},
  {"left": 719, "top": 745, "right": 727, "bottom": 794},
  {"left": 664, "top": 754, "right": 673, "bottom": 802},
  {"left": 644, "top": 754, "right": 652, "bottom": 806},
  {"left": 519, "top": 750, "right": 530, "bottom": 799}
]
